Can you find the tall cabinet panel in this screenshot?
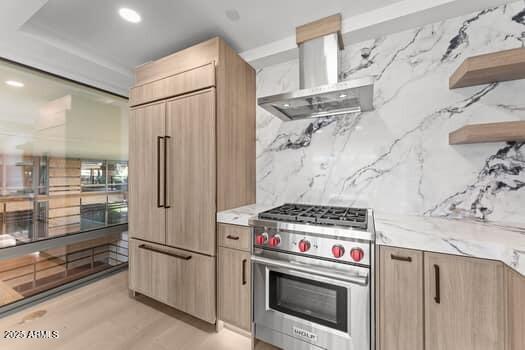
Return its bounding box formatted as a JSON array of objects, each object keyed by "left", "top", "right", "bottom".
[
  {"left": 218, "top": 246, "right": 251, "bottom": 331},
  {"left": 129, "top": 102, "right": 166, "bottom": 244},
  {"left": 165, "top": 89, "right": 217, "bottom": 255},
  {"left": 128, "top": 37, "right": 255, "bottom": 325},
  {"left": 424, "top": 253, "right": 505, "bottom": 350},
  {"left": 216, "top": 41, "right": 256, "bottom": 210}
]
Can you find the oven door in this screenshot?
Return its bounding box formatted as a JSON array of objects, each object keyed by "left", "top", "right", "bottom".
[{"left": 253, "top": 255, "right": 370, "bottom": 350}]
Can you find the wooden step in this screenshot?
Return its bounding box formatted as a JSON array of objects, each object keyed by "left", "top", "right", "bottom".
[
  {"left": 0, "top": 280, "right": 23, "bottom": 306},
  {"left": 449, "top": 121, "right": 525, "bottom": 145},
  {"left": 449, "top": 48, "right": 525, "bottom": 89}
]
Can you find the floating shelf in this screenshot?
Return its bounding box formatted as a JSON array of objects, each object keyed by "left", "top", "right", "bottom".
[
  {"left": 449, "top": 48, "right": 525, "bottom": 89},
  {"left": 449, "top": 121, "right": 525, "bottom": 145}
]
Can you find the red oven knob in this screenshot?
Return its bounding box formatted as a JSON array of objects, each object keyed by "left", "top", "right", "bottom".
[
  {"left": 350, "top": 248, "right": 365, "bottom": 262},
  {"left": 255, "top": 234, "right": 267, "bottom": 245},
  {"left": 332, "top": 245, "right": 345, "bottom": 258},
  {"left": 298, "top": 240, "right": 311, "bottom": 253},
  {"left": 268, "top": 235, "right": 281, "bottom": 248}
]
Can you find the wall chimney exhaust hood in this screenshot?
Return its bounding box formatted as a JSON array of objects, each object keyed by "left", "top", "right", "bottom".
[{"left": 258, "top": 14, "right": 375, "bottom": 121}]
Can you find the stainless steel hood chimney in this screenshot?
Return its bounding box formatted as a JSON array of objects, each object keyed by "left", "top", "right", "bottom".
[{"left": 258, "top": 14, "right": 374, "bottom": 121}]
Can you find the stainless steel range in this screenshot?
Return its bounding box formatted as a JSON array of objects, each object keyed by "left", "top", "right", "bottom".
[{"left": 249, "top": 204, "right": 375, "bottom": 350}]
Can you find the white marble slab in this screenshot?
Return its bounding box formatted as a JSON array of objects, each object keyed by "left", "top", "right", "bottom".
[
  {"left": 255, "top": 1, "right": 525, "bottom": 224},
  {"left": 217, "top": 205, "right": 525, "bottom": 276},
  {"left": 375, "top": 212, "right": 525, "bottom": 276},
  {"left": 216, "top": 203, "right": 275, "bottom": 227}
]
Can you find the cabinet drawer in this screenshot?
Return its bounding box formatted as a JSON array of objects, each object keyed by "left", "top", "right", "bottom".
[
  {"left": 217, "top": 224, "right": 251, "bottom": 251},
  {"left": 129, "top": 239, "right": 216, "bottom": 323},
  {"left": 130, "top": 63, "right": 215, "bottom": 106}
]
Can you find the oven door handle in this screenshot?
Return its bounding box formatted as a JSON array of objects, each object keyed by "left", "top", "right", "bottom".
[{"left": 251, "top": 256, "right": 368, "bottom": 286}]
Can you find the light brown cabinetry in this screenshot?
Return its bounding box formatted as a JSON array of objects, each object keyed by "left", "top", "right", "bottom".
[
  {"left": 424, "top": 253, "right": 505, "bottom": 350},
  {"left": 129, "top": 102, "right": 166, "bottom": 244},
  {"left": 129, "top": 90, "right": 217, "bottom": 253},
  {"left": 128, "top": 37, "right": 255, "bottom": 324},
  {"left": 218, "top": 247, "right": 251, "bottom": 331},
  {"left": 130, "top": 37, "right": 256, "bottom": 213},
  {"left": 166, "top": 90, "right": 216, "bottom": 255},
  {"left": 378, "top": 247, "right": 514, "bottom": 350},
  {"left": 217, "top": 224, "right": 251, "bottom": 332},
  {"left": 216, "top": 43, "right": 256, "bottom": 211},
  {"left": 217, "top": 223, "right": 251, "bottom": 252},
  {"left": 129, "top": 239, "right": 216, "bottom": 323},
  {"left": 378, "top": 247, "right": 424, "bottom": 350},
  {"left": 130, "top": 63, "right": 215, "bottom": 106}
]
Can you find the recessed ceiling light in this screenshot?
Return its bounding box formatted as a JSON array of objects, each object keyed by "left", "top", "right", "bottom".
[
  {"left": 225, "top": 9, "right": 240, "bottom": 22},
  {"left": 283, "top": 103, "right": 290, "bottom": 108},
  {"left": 119, "top": 8, "right": 141, "bottom": 23},
  {"left": 339, "top": 93, "right": 347, "bottom": 98},
  {"left": 5, "top": 80, "right": 24, "bottom": 88}
]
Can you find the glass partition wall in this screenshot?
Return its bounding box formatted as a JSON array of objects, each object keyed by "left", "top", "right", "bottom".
[{"left": 0, "top": 59, "right": 128, "bottom": 309}]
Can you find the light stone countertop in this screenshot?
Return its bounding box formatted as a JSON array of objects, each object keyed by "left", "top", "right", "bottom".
[
  {"left": 217, "top": 204, "right": 275, "bottom": 227},
  {"left": 217, "top": 205, "right": 525, "bottom": 276}
]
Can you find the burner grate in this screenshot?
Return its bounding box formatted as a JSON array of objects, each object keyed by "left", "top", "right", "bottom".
[{"left": 259, "top": 203, "right": 368, "bottom": 229}]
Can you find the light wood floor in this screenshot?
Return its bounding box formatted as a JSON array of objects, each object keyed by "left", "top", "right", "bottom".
[{"left": 0, "top": 271, "right": 253, "bottom": 350}]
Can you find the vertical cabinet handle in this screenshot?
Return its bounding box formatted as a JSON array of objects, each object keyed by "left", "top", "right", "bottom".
[
  {"left": 242, "top": 259, "right": 247, "bottom": 285},
  {"left": 434, "top": 264, "right": 441, "bottom": 304},
  {"left": 157, "top": 136, "right": 164, "bottom": 208},
  {"left": 164, "top": 135, "right": 171, "bottom": 209}
]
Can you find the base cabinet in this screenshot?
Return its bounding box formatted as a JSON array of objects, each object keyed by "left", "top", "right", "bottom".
[
  {"left": 129, "top": 239, "right": 216, "bottom": 323},
  {"left": 378, "top": 247, "right": 424, "bottom": 350},
  {"left": 218, "top": 247, "right": 251, "bottom": 331},
  {"left": 378, "top": 246, "right": 514, "bottom": 350},
  {"left": 217, "top": 224, "right": 251, "bottom": 332},
  {"left": 424, "top": 253, "right": 505, "bottom": 350}
]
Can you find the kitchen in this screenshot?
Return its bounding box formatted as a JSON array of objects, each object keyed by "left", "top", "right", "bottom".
[{"left": 0, "top": 1, "right": 524, "bottom": 350}]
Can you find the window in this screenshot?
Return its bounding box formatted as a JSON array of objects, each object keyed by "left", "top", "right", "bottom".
[
  {"left": 0, "top": 59, "right": 128, "bottom": 245},
  {"left": 0, "top": 59, "right": 129, "bottom": 308}
]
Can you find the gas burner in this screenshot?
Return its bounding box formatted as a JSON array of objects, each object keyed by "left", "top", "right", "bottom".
[{"left": 258, "top": 203, "right": 368, "bottom": 229}]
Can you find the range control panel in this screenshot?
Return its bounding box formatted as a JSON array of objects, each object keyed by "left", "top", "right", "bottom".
[{"left": 252, "top": 226, "right": 371, "bottom": 266}]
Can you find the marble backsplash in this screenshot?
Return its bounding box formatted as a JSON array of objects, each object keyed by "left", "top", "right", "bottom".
[{"left": 255, "top": 1, "right": 525, "bottom": 224}]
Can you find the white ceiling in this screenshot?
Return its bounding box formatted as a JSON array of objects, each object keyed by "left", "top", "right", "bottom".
[
  {"left": 21, "top": 0, "right": 405, "bottom": 71},
  {"left": 0, "top": 0, "right": 517, "bottom": 96}
]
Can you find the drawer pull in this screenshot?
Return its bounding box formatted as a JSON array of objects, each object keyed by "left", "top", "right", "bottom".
[
  {"left": 242, "top": 259, "right": 247, "bottom": 285},
  {"left": 139, "top": 244, "right": 192, "bottom": 260},
  {"left": 391, "top": 254, "right": 412, "bottom": 262},
  {"left": 434, "top": 264, "right": 441, "bottom": 304},
  {"left": 226, "top": 235, "right": 240, "bottom": 241}
]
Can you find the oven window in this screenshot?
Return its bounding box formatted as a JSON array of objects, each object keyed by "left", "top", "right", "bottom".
[{"left": 269, "top": 271, "right": 348, "bottom": 332}]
